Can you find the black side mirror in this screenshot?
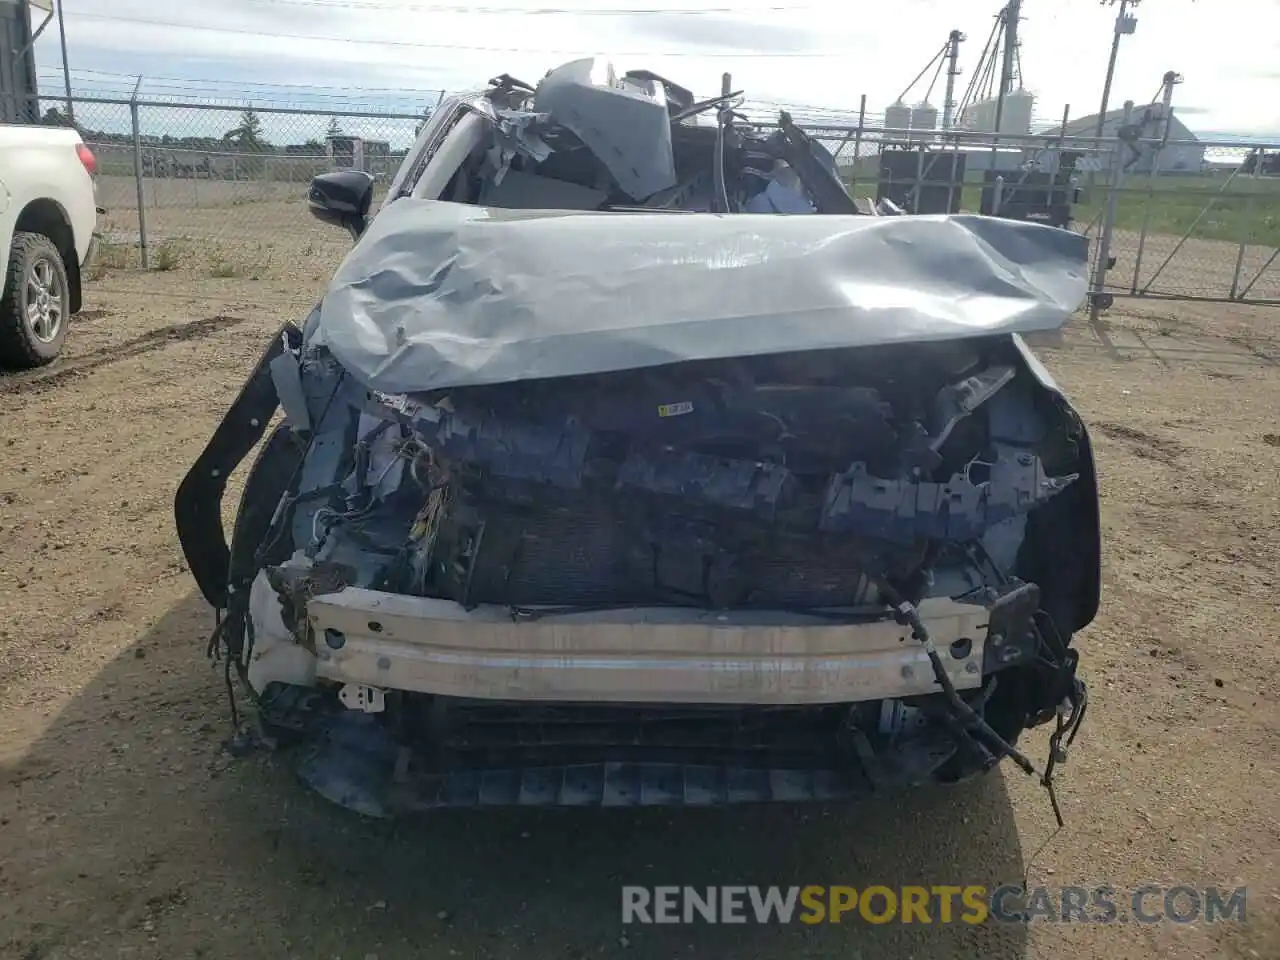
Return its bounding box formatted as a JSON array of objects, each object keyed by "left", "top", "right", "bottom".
[{"left": 308, "top": 170, "right": 374, "bottom": 241}]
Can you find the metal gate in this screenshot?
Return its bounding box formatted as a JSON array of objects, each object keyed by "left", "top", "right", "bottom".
[{"left": 1092, "top": 133, "right": 1280, "bottom": 307}]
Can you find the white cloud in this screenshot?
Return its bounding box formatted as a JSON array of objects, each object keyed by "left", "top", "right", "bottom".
[{"left": 33, "top": 0, "right": 1280, "bottom": 136}]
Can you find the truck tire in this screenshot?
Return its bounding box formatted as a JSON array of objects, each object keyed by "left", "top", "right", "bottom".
[{"left": 0, "top": 231, "right": 71, "bottom": 369}]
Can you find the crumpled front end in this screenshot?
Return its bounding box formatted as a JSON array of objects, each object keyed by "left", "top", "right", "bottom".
[
  {"left": 176, "top": 212, "right": 1096, "bottom": 819},
  {"left": 176, "top": 343, "right": 1095, "bottom": 817}
]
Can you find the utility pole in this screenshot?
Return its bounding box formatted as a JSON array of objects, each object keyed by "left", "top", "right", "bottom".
[
  {"left": 55, "top": 0, "right": 74, "bottom": 123},
  {"left": 942, "top": 29, "right": 965, "bottom": 130},
  {"left": 1157, "top": 71, "right": 1180, "bottom": 130},
  {"left": 991, "top": 0, "right": 1021, "bottom": 137},
  {"left": 1129, "top": 71, "right": 1181, "bottom": 294},
  {"left": 1094, "top": 0, "right": 1140, "bottom": 145}
]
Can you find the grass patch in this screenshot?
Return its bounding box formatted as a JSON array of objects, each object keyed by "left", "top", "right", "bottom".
[
  {"left": 152, "top": 243, "right": 183, "bottom": 272},
  {"left": 206, "top": 241, "right": 276, "bottom": 280},
  {"left": 842, "top": 163, "right": 1280, "bottom": 246},
  {"left": 87, "top": 238, "right": 133, "bottom": 279},
  {"left": 1077, "top": 174, "right": 1280, "bottom": 247},
  {"left": 209, "top": 257, "right": 244, "bottom": 279}
]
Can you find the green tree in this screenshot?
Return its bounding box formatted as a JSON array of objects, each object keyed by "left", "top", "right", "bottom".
[
  {"left": 222, "top": 109, "right": 269, "bottom": 178},
  {"left": 224, "top": 109, "right": 267, "bottom": 152},
  {"left": 41, "top": 107, "right": 87, "bottom": 138},
  {"left": 326, "top": 116, "right": 343, "bottom": 140}
]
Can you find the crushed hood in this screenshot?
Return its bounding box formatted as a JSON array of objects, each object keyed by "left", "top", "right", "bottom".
[{"left": 309, "top": 199, "right": 1090, "bottom": 394}]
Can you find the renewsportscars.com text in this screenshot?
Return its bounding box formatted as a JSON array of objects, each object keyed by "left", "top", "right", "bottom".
[{"left": 621, "top": 885, "right": 1247, "bottom": 925}]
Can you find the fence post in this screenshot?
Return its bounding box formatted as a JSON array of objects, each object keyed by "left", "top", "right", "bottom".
[
  {"left": 1228, "top": 189, "right": 1253, "bottom": 299},
  {"left": 1057, "top": 103, "right": 1071, "bottom": 222},
  {"left": 1089, "top": 100, "right": 1133, "bottom": 324},
  {"left": 945, "top": 137, "right": 959, "bottom": 214},
  {"left": 130, "top": 77, "right": 150, "bottom": 270},
  {"left": 1130, "top": 92, "right": 1176, "bottom": 293},
  {"left": 56, "top": 0, "right": 74, "bottom": 124},
  {"left": 851, "top": 95, "right": 867, "bottom": 194}
]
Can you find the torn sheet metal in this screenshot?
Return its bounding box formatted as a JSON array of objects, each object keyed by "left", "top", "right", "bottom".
[
  {"left": 310, "top": 199, "right": 1090, "bottom": 396},
  {"left": 531, "top": 57, "right": 678, "bottom": 200},
  {"left": 487, "top": 108, "right": 553, "bottom": 187}
]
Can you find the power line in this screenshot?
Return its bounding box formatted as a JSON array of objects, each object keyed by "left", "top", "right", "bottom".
[
  {"left": 63, "top": 11, "right": 848, "bottom": 57},
  {"left": 232, "top": 0, "right": 817, "bottom": 14}
]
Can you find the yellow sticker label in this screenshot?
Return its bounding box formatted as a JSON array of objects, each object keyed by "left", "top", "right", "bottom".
[{"left": 657, "top": 401, "right": 694, "bottom": 418}]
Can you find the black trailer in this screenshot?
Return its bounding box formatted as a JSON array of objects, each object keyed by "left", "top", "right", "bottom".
[
  {"left": 876, "top": 148, "right": 967, "bottom": 215},
  {"left": 979, "top": 168, "right": 1081, "bottom": 230}
]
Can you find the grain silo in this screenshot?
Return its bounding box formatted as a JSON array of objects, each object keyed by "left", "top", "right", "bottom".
[
  {"left": 910, "top": 100, "right": 939, "bottom": 143},
  {"left": 884, "top": 99, "right": 912, "bottom": 134},
  {"left": 957, "top": 91, "right": 1034, "bottom": 135},
  {"left": 959, "top": 97, "right": 996, "bottom": 132},
  {"left": 1001, "top": 88, "right": 1035, "bottom": 135}
]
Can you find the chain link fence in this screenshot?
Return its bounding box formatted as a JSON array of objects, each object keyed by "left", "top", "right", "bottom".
[
  {"left": 779, "top": 105, "right": 1279, "bottom": 308},
  {"left": 11, "top": 92, "right": 1280, "bottom": 307},
  {"left": 44, "top": 95, "right": 421, "bottom": 279}
]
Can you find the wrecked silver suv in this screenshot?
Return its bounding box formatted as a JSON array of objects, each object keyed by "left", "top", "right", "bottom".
[{"left": 175, "top": 59, "right": 1095, "bottom": 818}]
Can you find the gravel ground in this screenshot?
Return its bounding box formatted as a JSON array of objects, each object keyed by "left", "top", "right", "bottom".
[{"left": 0, "top": 234, "right": 1278, "bottom": 960}]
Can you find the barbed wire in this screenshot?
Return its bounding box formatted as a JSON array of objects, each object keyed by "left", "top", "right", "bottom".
[
  {"left": 41, "top": 67, "right": 449, "bottom": 98},
  {"left": 35, "top": 70, "right": 1084, "bottom": 133},
  {"left": 36, "top": 78, "right": 437, "bottom": 113}
]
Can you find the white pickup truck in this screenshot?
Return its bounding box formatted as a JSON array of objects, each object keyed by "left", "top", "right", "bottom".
[{"left": 0, "top": 124, "right": 99, "bottom": 369}]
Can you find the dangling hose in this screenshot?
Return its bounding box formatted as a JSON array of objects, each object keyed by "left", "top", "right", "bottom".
[{"left": 875, "top": 578, "right": 1037, "bottom": 776}]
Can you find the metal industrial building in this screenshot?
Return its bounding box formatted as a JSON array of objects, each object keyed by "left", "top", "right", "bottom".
[{"left": 1056, "top": 102, "right": 1205, "bottom": 173}]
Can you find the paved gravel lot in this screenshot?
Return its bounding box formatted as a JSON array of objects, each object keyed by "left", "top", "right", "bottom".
[{"left": 0, "top": 223, "right": 1277, "bottom": 960}]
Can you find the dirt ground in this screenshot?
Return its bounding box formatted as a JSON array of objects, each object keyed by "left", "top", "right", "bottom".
[{"left": 1, "top": 216, "right": 1279, "bottom": 960}]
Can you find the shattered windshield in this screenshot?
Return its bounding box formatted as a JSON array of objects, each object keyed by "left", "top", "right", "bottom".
[{"left": 380, "top": 57, "right": 858, "bottom": 218}]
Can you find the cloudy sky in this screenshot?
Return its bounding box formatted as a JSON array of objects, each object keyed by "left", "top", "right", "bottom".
[{"left": 31, "top": 0, "right": 1280, "bottom": 139}]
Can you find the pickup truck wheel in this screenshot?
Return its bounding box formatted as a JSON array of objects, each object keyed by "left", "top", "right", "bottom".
[{"left": 0, "top": 232, "right": 70, "bottom": 369}]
